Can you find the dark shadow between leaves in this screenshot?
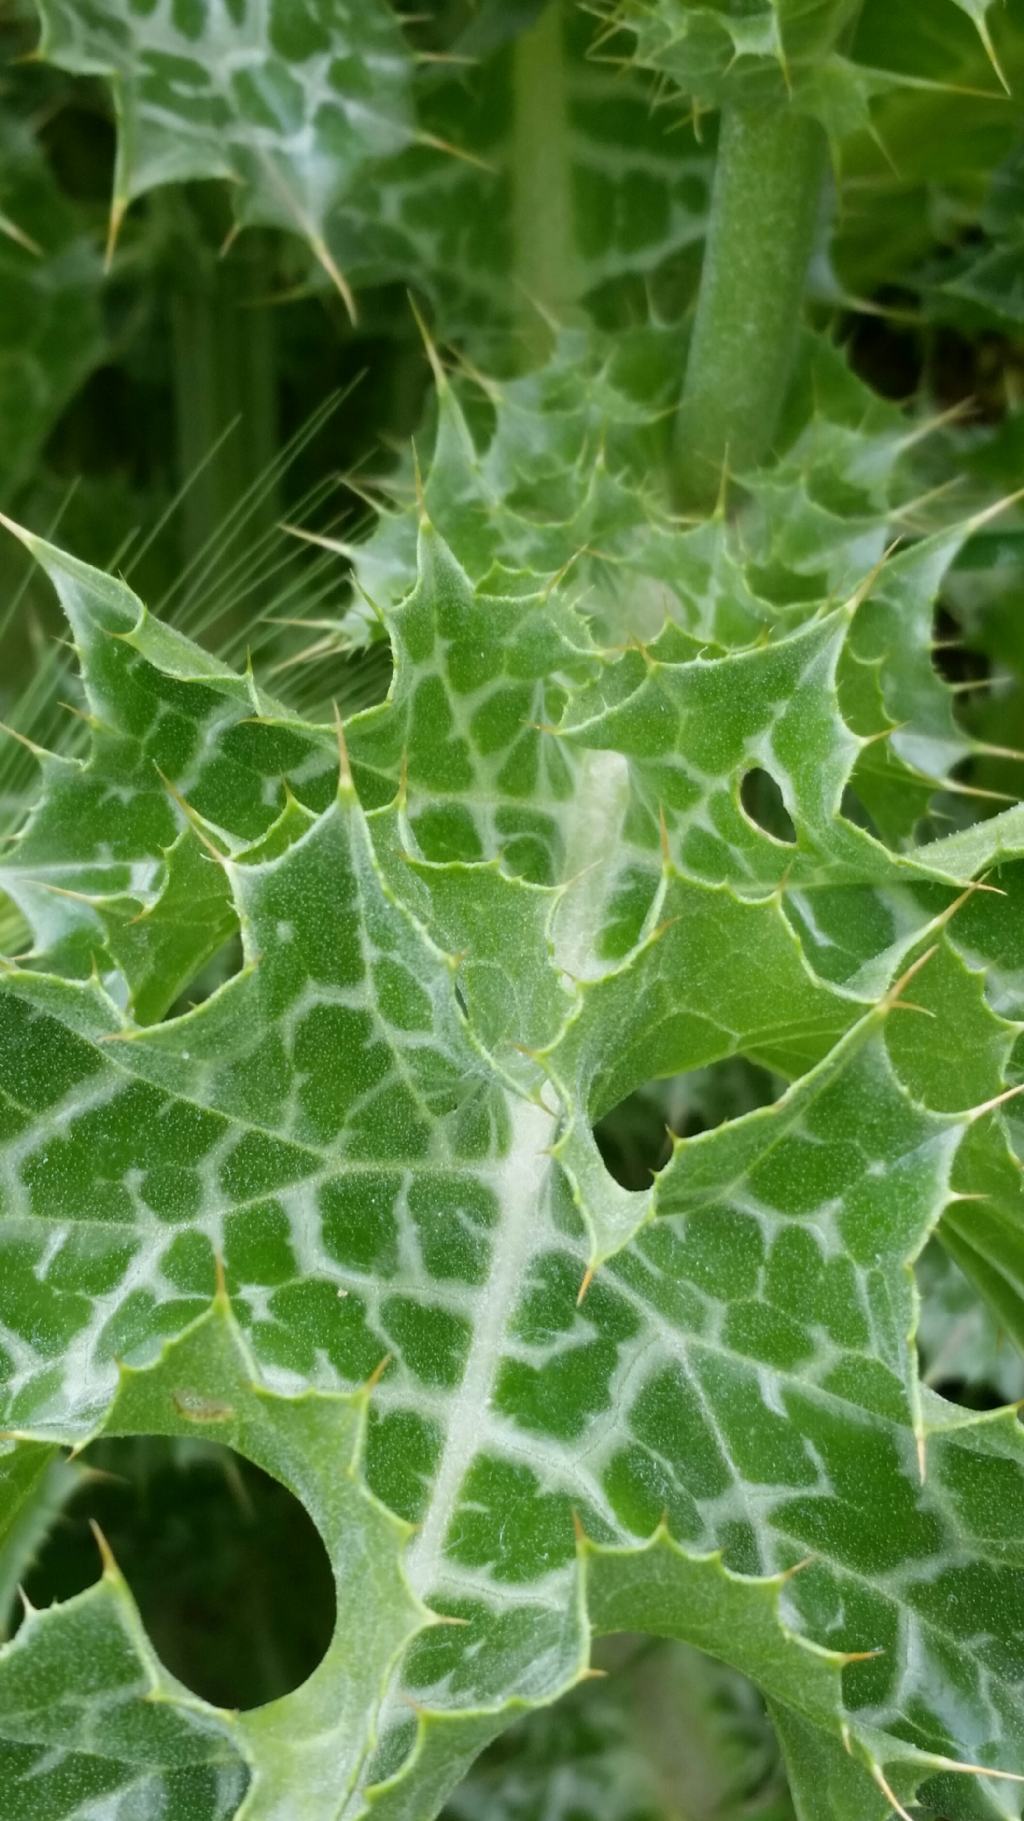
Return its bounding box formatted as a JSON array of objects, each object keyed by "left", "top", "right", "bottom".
[
  {"left": 164, "top": 930, "right": 245, "bottom": 1022},
  {"left": 20, "top": 1436, "right": 335, "bottom": 1710},
  {"left": 595, "top": 1058, "right": 783, "bottom": 1192},
  {"left": 740, "top": 767, "right": 796, "bottom": 844}
]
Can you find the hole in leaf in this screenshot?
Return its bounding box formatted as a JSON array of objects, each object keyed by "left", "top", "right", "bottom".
[
  {"left": 926, "top": 1375, "right": 1012, "bottom": 1414},
  {"left": 844, "top": 290, "right": 922, "bottom": 400},
  {"left": 20, "top": 1437, "right": 335, "bottom": 1710},
  {"left": 739, "top": 768, "right": 796, "bottom": 844},
  {"left": 839, "top": 783, "right": 882, "bottom": 839},
  {"left": 916, "top": 1240, "right": 1024, "bottom": 1413},
  {"left": 595, "top": 1060, "right": 782, "bottom": 1191},
  {"left": 931, "top": 604, "right": 989, "bottom": 690},
  {"left": 165, "top": 930, "right": 245, "bottom": 1021},
  {"left": 949, "top": 752, "right": 986, "bottom": 790},
  {"left": 37, "top": 100, "right": 117, "bottom": 208},
  {"left": 448, "top": 1636, "right": 789, "bottom": 1817}
]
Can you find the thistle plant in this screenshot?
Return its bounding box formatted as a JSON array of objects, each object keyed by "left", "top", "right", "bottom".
[{"left": 2, "top": 4, "right": 1024, "bottom": 1819}]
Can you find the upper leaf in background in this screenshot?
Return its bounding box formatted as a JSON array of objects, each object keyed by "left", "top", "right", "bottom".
[
  {"left": 28, "top": 0, "right": 715, "bottom": 335},
  {"left": 32, "top": 0, "right": 419, "bottom": 312},
  {"left": 335, "top": 5, "right": 713, "bottom": 331},
  {"left": 344, "top": 326, "right": 918, "bottom": 653},
  {"left": 826, "top": 0, "right": 1024, "bottom": 307},
  {"left": 603, "top": 0, "right": 1015, "bottom": 144},
  {"left": 597, "top": 0, "right": 860, "bottom": 114}
]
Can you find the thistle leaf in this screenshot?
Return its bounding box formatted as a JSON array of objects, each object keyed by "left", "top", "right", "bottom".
[
  {"left": 0, "top": 114, "right": 104, "bottom": 495},
  {"left": 605, "top": 0, "right": 1019, "bottom": 156},
  {"left": 32, "top": 0, "right": 418, "bottom": 305},
  {"left": 2, "top": 497, "right": 1024, "bottom": 1816}
]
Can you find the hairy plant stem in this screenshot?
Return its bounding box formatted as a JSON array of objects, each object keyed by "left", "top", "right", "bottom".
[
  {"left": 674, "top": 103, "right": 827, "bottom": 509},
  {"left": 511, "top": 0, "right": 579, "bottom": 361}
]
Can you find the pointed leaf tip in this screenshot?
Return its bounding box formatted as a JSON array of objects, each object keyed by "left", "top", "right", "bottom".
[{"left": 0, "top": 510, "right": 38, "bottom": 553}]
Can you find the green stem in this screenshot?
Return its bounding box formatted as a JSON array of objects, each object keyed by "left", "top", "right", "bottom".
[
  {"left": 674, "top": 104, "right": 827, "bottom": 509},
  {"left": 169, "top": 207, "right": 279, "bottom": 582},
  {"left": 171, "top": 270, "right": 223, "bottom": 565},
  {"left": 511, "top": 0, "right": 579, "bottom": 359}
]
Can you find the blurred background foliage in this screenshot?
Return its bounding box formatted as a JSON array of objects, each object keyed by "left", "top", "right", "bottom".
[{"left": 2, "top": 1, "right": 1024, "bottom": 1815}]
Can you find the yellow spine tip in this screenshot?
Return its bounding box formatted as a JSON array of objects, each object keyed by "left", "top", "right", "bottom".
[
  {"left": 881, "top": 945, "right": 938, "bottom": 1014},
  {"left": 966, "top": 1081, "right": 1024, "bottom": 1123},
  {"left": 365, "top": 1352, "right": 393, "bottom": 1393},
  {"left": 89, "top": 1518, "right": 118, "bottom": 1577},
  {"left": 870, "top": 1761, "right": 914, "bottom": 1821},
  {"left": 332, "top": 700, "right": 354, "bottom": 793},
  {"left": 105, "top": 195, "right": 127, "bottom": 271}
]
